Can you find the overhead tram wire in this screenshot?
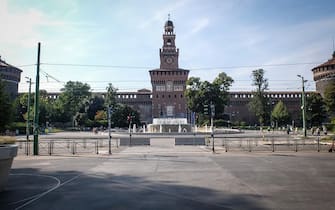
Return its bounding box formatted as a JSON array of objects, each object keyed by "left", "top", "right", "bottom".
[
  {"left": 189, "top": 62, "right": 320, "bottom": 70},
  {"left": 40, "top": 63, "right": 153, "bottom": 69},
  {"left": 37, "top": 61, "right": 322, "bottom": 71}
]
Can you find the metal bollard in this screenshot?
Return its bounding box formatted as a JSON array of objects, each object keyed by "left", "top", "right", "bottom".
[
  {"left": 212, "top": 134, "right": 215, "bottom": 153},
  {"left": 295, "top": 138, "right": 298, "bottom": 152},
  {"left": 317, "top": 136, "right": 320, "bottom": 152},
  {"left": 26, "top": 140, "right": 29, "bottom": 156},
  {"left": 248, "top": 139, "right": 251, "bottom": 152},
  {"left": 72, "top": 141, "right": 75, "bottom": 155},
  {"left": 48, "top": 141, "right": 52, "bottom": 155},
  {"left": 272, "top": 137, "right": 275, "bottom": 152}
]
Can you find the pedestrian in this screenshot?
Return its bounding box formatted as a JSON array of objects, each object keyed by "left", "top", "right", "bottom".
[
  {"left": 322, "top": 125, "right": 327, "bottom": 135},
  {"left": 316, "top": 127, "right": 320, "bottom": 136}
]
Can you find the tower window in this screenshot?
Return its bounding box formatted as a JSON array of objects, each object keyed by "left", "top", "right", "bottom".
[{"left": 167, "top": 39, "right": 172, "bottom": 45}]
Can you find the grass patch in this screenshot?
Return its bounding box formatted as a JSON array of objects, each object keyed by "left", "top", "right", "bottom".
[
  {"left": 321, "top": 135, "right": 335, "bottom": 143},
  {"left": 0, "top": 136, "right": 16, "bottom": 144}
]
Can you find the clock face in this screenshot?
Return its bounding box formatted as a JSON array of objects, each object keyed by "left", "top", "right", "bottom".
[{"left": 166, "top": 57, "right": 173, "bottom": 64}]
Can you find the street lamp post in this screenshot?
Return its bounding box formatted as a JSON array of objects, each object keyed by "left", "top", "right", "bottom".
[
  {"left": 33, "top": 42, "right": 41, "bottom": 155},
  {"left": 297, "top": 75, "right": 307, "bottom": 137},
  {"left": 25, "top": 77, "right": 32, "bottom": 155},
  {"left": 210, "top": 101, "right": 215, "bottom": 153},
  {"left": 108, "top": 105, "right": 112, "bottom": 154}
]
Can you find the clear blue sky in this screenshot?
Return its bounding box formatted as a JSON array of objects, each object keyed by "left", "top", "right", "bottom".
[{"left": 1, "top": 0, "right": 335, "bottom": 93}]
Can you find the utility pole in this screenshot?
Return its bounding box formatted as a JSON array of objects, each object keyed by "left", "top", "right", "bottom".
[
  {"left": 33, "top": 42, "right": 41, "bottom": 155},
  {"left": 108, "top": 105, "right": 112, "bottom": 154},
  {"left": 297, "top": 75, "right": 307, "bottom": 138},
  {"left": 128, "top": 114, "right": 132, "bottom": 146},
  {"left": 210, "top": 101, "right": 215, "bottom": 153},
  {"left": 25, "top": 77, "right": 32, "bottom": 155}
]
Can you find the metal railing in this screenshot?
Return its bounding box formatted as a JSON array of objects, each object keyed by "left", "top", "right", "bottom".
[
  {"left": 16, "top": 139, "right": 117, "bottom": 156},
  {"left": 15, "top": 135, "right": 334, "bottom": 156},
  {"left": 206, "top": 135, "right": 333, "bottom": 152}
]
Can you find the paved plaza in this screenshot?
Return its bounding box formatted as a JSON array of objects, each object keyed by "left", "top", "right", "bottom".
[{"left": 1, "top": 136, "right": 335, "bottom": 210}]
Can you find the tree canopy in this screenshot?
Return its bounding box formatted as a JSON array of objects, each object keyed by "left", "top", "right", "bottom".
[
  {"left": 271, "top": 100, "right": 290, "bottom": 127},
  {"left": 306, "top": 92, "right": 327, "bottom": 126},
  {"left": 248, "top": 69, "right": 270, "bottom": 125},
  {"left": 185, "top": 72, "right": 233, "bottom": 120},
  {"left": 324, "top": 81, "right": 335, "bottom": 117},
  {"left": 13, "top": 81, "right": 141, "bottom": 129},
  {"left": 58, "top": 81, "right": 91, "bottom": 123}
]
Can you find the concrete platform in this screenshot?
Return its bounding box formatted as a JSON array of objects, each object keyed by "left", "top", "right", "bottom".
[{"left": 1, "top": 148, "right": 335, "bottom": 210}]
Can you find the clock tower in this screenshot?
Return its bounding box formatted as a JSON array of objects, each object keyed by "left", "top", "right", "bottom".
[
  {"left": 160, "top": 17, "right": 179, "bottom": 69},
  {"left": 149, "top": 17, "right": 190, "bottom": 119}
]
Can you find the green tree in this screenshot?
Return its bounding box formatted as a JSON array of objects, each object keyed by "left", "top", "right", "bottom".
[
  {"left": 95, "top": 110, "right": 107, "bottom": 121},
  {"left": 185, "top": 77, "right": 202, "bottom": 113},
  {"left": 58, "top": 81, "right": 91, "bottom": 124},
  {"left": 271, "top": 100, "right": 290, "bottom": 127},
  {"left": 0, "top": 77, "right": 13, "bottom": 132},
  {"left": 111, "top": 104, "right": 140, "bottom": 128},
  {"left": 324, "top": 81, "right": 335, "bottom": 117},
  {"left": 306, "top": 92, "right": 327, "bottom": 126},
  {"left": 87, "top": 95, "right": 105, "bottom": 120},
  {"left": 106, "top": 83, "right": 118, "bottom": 108},
  {"left": 186, "top": 72, "right": 233, "bottom": 121},
  {"left": 248, "top": 69, "right": 270, "bottom": 126}
]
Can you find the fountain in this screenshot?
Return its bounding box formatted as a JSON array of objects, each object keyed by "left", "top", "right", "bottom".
[
  {"left": 178, "top": 124, "right": 182, "bottom": 133},
  {"left": 133, "top": 124, "right": 136, "bottom": 133},
  {"left": 148, "top": 118, "right": 191, "bottom": 133}
]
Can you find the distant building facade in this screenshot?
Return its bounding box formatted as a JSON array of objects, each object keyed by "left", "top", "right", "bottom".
[
  {"left": 0, "top": 56, "right": 22, "bottom": 100},
  {"left": 225, "top": 91, "right": 314, "bottom": 126},
  {"left": 312, "top": 51, "right": 335, "bottom": 97},
  {"left": 149, "top": 18, "right": 189, "bottom": 119},
  {"left": 114, "top": 89, "right": 152, "bottom": 124}
]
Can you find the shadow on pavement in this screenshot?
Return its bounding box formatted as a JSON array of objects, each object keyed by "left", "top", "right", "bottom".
[{"left": 1, "top": 167, "right": 268, "bottom": 210}]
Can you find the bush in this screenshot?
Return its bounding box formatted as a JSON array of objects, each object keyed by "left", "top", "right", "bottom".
[
  {"left": 0, "top": 136, "right": 16, "bottom": 144},
  {"left": 9, "top": 122, "right": 30, "bottom": 135},
  {"left": 214, "top": 119, "right": 229, "bottom": 127},
  {"left": 325, "top": 118, "right": 335, "bottom": 133}
]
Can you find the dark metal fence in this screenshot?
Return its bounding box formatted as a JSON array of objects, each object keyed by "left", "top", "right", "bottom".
[
  {"left": 15, "top": 135, "right": 334, "bottom": 156},
  {"left": 207, "top": 135, "right": 333, "bottom": 152},
  {"left": 16, "top": 139, "right": 117, "bottom": 156}
]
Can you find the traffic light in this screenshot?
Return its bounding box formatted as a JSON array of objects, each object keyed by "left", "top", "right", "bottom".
[
  {"left": 204, "top": 104, "right": 209, "bottom": 115},
  {"left": 210, "top": 104, "right": 215, "bottom": 117}
]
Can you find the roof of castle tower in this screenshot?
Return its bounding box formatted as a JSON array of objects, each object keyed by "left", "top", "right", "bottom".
[
  {"left": 313, "top": 51, "right": 335, "bottom": 70},
  {"left": 0, "top": 56, "right": 23, "bottom": 72},
  {"left": 165, "top": 20, "right": 173, "bottom": 27},
  {"left": 0, "top": 57, "right": 11, "bottom": 67}
]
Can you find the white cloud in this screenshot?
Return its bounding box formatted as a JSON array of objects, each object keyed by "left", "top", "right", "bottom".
[
  {"left": 189, "top": 17, "right": 210, "bottom": 35},
  {"left": 137, "top": 0, "right": 190, "bottom": 29}
]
